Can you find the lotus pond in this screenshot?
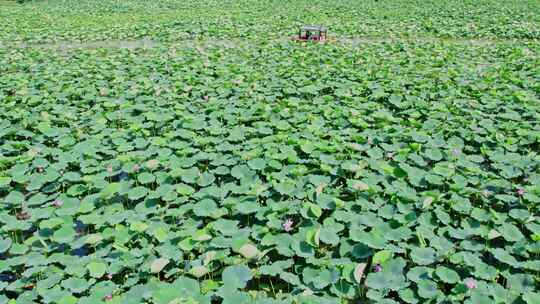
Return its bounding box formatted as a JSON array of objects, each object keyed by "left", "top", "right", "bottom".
[{"left": 0, "top": 0, "right": 539, "bottom": 303}]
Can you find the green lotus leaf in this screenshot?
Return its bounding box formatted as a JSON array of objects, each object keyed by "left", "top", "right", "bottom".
[
  {"left": 137, "top": 172, "right": 155, "bottom": 184},
  {"left": 238, "top": 243, "right": 259, "bottom": 259},
  {"left": 417, "top": 279, "right": 440, "bottom": 299},
  {"left": 434, "top": 266, "right": 459, "bottom": 284},
  {"left": 523, "top": 292, "right": 540, "bottom": 304},
  {"left": 52, "top": 225, "right": 76, "bottom": 244},
  {"left": 176, "top": 183, "right": 195, "bottom": 196},
  {"left": 87, "top": 262, "right": 107, "bottom": 278},
  {"left": 222, "top": 265, "right": 252, "bottom": 289},
  {"left": 372, "top": 250, "right": 393, "bottom": 265},
  {"left": 150, "top": 258, "right": 170, "bottom": 273},
  {"left": 0, "top": 177, "right": 11, "bottom": 187},
  {"left": 0, "top": 3, "right": 538, "bottom": 303},
  {"left": 498, "top": 223, "right": 525, "bottom": 242},
  {"left": 197, "top": 172, "right": 216, "bottom": 187},
  {"left": 61, "top": 277, "right": 91, "bottom": 293},
  {"left": 193, "top": 199, "right": 218, "bottom": 217},
  {"left": 5, "top": 191, "right": 24, "bottom": 205},
  {"left": 410, "top": 247, "right": 437, "bottom": 265},
  {"left": 247, "top": 158, "right": 266, "bottom": 170},
  {"left": 128, "top": 186, "right": 148, "bottom": 200},
  {"left": 491, "top": 248, "right": 519, "bottom": 266},
  {"left": 0, "top": 237, "right": 12, "bottom": 253},
  {"left": 189, "top": 265, "right": 210, "bottom": 278}
]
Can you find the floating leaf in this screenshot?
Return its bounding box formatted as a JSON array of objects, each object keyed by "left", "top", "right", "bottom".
[
  {"left": 435, "top": 266, "right": 459, "bottom": 284},
  {"left": 176, "top": 183, "right": 195, "bottom": 196},
  {"left": 491, "top": 248, "right": 519, "bottom": 266},
  {"left": 87, "top": 262, "right": 107, "bottom": 278},
  {"left": 523, "top": 292, "right": 540, "bottom": 304},
  {"left": 5, "top": 191, "right": 24, "bottom": 204},
  {"left": 372, "top": 250, "right": 393, "bottom": 265},
  {"left": 150, "top": 258, "right": 170, "bottom": 273},
  {"left": 354, "top": 263, "right": 367, "bottom": 284},
  {"left": 222, "top": 265, "right": 252, "bottom": 289},
  {"left": 137, "top": 172, "right": 155, "bottom": 184},
  {"left": 352, "top": 181, "right": 369, "bottom": 191},
  {"left": 498, "top": 223, "right": 525, "bottom": 242},
  {"left": 0, "top": 5, "right": 537, "bottom": 304},
  {"left": 0, "top": 177, "right": 11, "bottom": 187},
  {"left": 238, "top": 244, "right": 259, "bottom": 259},
  {"left": 308, "top": 203, "right": 322, "bottom": 218},
  {"left": 128, "top": 186, "right": 148, "bottom": 200},
  {"left": 52, "top": 225, "right": 76, "bottom": 244},
  {"left": 417, "top": 280, "right": 439, "bottom": 299},
  {"left": 0, "top": 237, "right": 12, "bottom": 253},
  {"left": 410, "top": 247, "right": 437, "bottom": 265},
  {"left": 193, "top": 199, "right": 218, "bottom": 217},
  {"left": 189, "top": 266, "right": 209, "bottom": 278},
  {"left": 61, "top": 278, "right": 90, "bottom": 293},
  {"left": 319, "top": 228, "right": 339, "bottom": 245}
]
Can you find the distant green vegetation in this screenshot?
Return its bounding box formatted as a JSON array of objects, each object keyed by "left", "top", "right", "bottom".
[
  {"left": 0, "top": 1, "right": 539, "bottom": 304},
  {"left": 1, "top": 0, "right": 539, "bottom": 44}
]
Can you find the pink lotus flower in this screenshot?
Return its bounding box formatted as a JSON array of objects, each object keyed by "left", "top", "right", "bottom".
[
  {"left": 106, "top": 273, "right": 113, "bottom": 280},
  {"left": 132, "top": 164, "right": 140, "bottom": 173},
  {"left": 282, "top": 219, "right": 294, "bottom": 232},
  {"left": 517, "top": 188, "right": 525, "bottom": 196},
  {"left": 373, "top": 264, "right": 382, "bottom": 272},
  {"left": 103, "top": 294, "right": 113, "bottom": 301},
  {"left": 464, "top": 278, "right": 477, "bottom": 289},
  {"left": 106, "top": 165, "right": 113, "bottom": 174},
  {"left": 53, "top": 199, "right": 63, "bottom": 207}
]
